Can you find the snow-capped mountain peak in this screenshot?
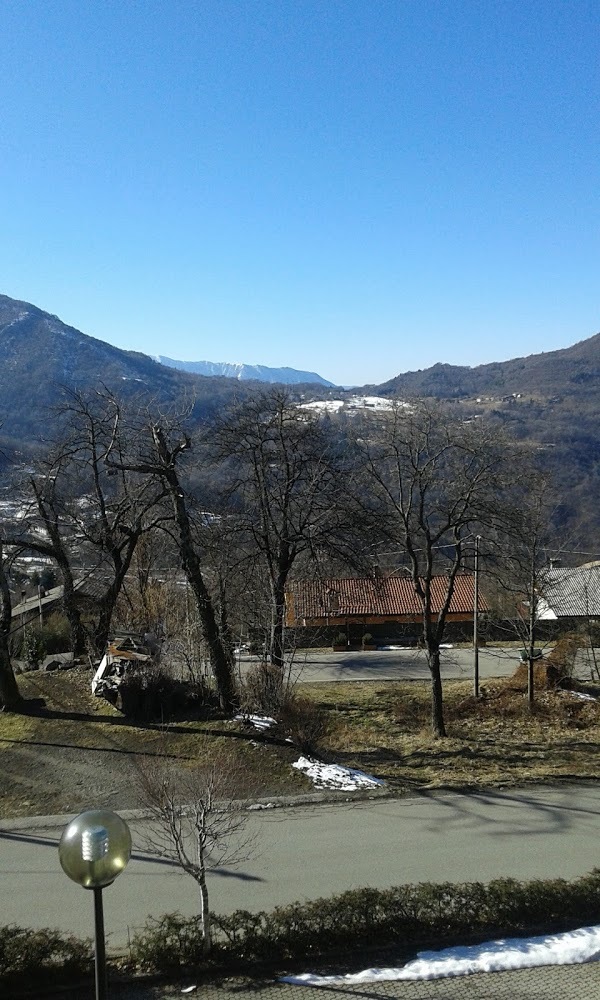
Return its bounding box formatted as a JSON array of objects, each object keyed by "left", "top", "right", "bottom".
[{"left": 155, "top": 356, "right": 334, "bottom": 387}]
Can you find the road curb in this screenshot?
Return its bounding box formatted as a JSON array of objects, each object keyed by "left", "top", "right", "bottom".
[{"left": 0, "top": 786, "right": 393, "bottom": 831}]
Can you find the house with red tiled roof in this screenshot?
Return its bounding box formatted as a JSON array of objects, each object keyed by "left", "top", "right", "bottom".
[{"left": 286, "top": 574, "right": 488, "bottom": 646}]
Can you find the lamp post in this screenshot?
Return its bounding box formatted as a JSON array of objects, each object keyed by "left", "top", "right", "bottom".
[{"left": 58, "top": 809, "right": 132, "bottom": 1000}]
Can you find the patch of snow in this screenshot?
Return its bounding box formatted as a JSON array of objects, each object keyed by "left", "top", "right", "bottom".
[
  {"left": 281, "top": 924, "right": 600, "bottom": 985},
  {"left": 300, "top": 400, "right": 345, "bottom": 413},
  {"left": 379, "top": 645, "right": 418, "bottom": 651},
  {"left": 567, "top": 690, "right": 597, "bottom": 701},
  {"left": 292, "top": 756, "right": 384, "bottom": 791},
  {"left": 346, "top": 395, "right": 396, "bottom": 411},
  {"left": 247, "top": 802, "right": 275, "bottom": 810},
  {"left": 235, "top": 714, "right": 277, "bottom": 731}
]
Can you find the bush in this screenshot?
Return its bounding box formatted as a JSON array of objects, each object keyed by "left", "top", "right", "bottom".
[
  {"left": 21, "top": 626, "right": 46, "bottom": 667},
  {"left": 0, "top": 925, "right": 92, "bottom": 991},
  {"left": 239, "top": 662, "right": 287, "bottom": 715},
  {"left": 129, "top": 869, "right": 600, "bottom": 974},
  {"left": 279, "top": 695, "right": 331, "bottom": 753},
  {"left": 118, "top": 663, "right": 217, "bottom": 721},
  {"left": 15, "top": 613, "right": 72, "bottom": 664},
  {"left": 545, "top": 633, "right": 585, "bottom": 683},
  {"left": 128, "top": 913, "right": 207, "bottom": 973}
]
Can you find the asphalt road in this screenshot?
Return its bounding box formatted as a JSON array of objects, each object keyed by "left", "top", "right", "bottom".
[
  {"left": 237, "top": 646, "right": 600, "bottom": 683},
  {"left": 2, "top": 784, "right": 600, "bottom": 948},
  {"left": 283, "top": 646, "right": 521, "bottom": 683}
]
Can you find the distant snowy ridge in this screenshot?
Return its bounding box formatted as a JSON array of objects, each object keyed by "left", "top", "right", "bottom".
[{"left": 155, "top": 356, "right": 335, "bottom": 387}]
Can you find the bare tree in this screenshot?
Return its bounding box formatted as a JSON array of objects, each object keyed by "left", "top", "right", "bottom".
[
  {"left": 209, "top": 389, "right": 348, "bottom": 668},
  {"left": 137, "top": 752, "right": 257, "bottom": 955},
  {"left": 3, "top": 389, "right": 169, "bottom": 655},
  {"left": 105, "top": 410, "right": 237, "bottom": 713},
  {"left": 357, "top": 401, "right": 515, "bottom": 737},
  {"left": 489, "top": 477, "right": 564, "bottom": 704}
]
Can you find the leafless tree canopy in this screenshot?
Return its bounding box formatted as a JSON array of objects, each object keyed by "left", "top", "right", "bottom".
[
  {"left": 354, "top": 401, "right": 519, "bottom": 736},
  {"left": 137, "top": 749, "right": 258, "bottom": 953}
]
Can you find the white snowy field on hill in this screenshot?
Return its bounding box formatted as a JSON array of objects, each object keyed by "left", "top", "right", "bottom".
[
  {"left": 299, "top": 396, "right": 408, "bottom": 414},
  {"left": 281, "top": 925, "right": 600, "bottom": 986}
]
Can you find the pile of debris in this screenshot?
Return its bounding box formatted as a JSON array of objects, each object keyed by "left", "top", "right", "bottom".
[{"left": 91, "top": 630, "right": 157, "bottom": 704}]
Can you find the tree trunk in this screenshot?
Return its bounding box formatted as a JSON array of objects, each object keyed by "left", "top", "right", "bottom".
[
  {"left": 0, "top": 550, "right": 22, "bottom": 711},
  {"left": 427, "top": 647, "right": 447, "bottom": 738},
  {"left": 0, "top": 644, "right": 22, "bottom": 711},
  {"left": 528, "top": 557, "right": 536, "bottom": 706},
  {"left": 199, "top": 872, "right": 212, "bottom": 955},
  {"left": 93, "top": 544, "right": 139, "bottom": 654},
  {"left": 93, "top": 594, "right": 116, "bottom": 655},
  {"left": 162, "top": 461, "right": 236, "bottom": 714},
  {"left": 270, "top": 579, "right": 286, "bottom": 668},
  {"left": 59, "top": 560, "right": 87, "bottom": 657}
]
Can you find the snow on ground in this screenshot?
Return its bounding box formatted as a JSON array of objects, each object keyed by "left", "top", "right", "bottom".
[
  {"left": 300, "top": 400, "right": 345, "bottom": 413},
  {"left": 281, "top": 925, "right": 600, "bottom": 985},
  {"left": 299, "top": 396, "right": 410, "bottom": 415},
  {"left": 292, "top": 756, "right": 385, "bottom": 790},
  {"left": 346, "top": 395, "right": 397, "bottom": 411},
  {"left": 235, "top": 714, "right": 277, "bottom": 730}
]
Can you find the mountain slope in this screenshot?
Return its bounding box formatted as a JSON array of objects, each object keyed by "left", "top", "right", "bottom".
[
  {"left": 0, "top": 295, "right": 245, "bottom": 441},
  {"left": 156, "top": 355, "right": 334, "bottom": 386},
  {"left": 376, "top": 333, "right": 600, "bottom": 399},
  {"left": 374, "top": 331, "right": 600, "bottom": 547}
]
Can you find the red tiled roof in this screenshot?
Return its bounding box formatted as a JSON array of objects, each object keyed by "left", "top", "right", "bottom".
[{"left": 288, "top": 575, "right": 488, "bottom": 620}]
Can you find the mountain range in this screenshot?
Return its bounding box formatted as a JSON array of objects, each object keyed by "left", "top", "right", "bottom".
[
  {"left": 155, "top": 355, "right": 334, "bottom": 386},
  {"left": 1, "top": 292, "right": 599, "bottom": 543}
]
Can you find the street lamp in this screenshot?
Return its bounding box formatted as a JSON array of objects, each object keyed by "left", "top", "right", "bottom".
[{"left": 59, "top": 809, "right": 132, "bottom": 1000}]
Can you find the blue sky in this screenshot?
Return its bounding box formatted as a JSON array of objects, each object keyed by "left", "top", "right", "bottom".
[{"left": 1, "top": 1, "right": 598, "bottom": 386}]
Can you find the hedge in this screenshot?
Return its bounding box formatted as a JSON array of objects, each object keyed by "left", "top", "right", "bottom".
[
  {"left": 5, "top": 871, "right": 600, "bottom": 990},
  {"left": 0, "top": 925, "right": 92, "bottom": 993},
  {"left": 129, "top": 869, "right": 600, "bottom": 973}
]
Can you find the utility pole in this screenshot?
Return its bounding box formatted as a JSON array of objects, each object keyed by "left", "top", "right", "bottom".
[
  {"left": 473, "top": 535, "right": 481, "bottom": 698},
  {"left": 528, "top": 551, "right": 536, "bottom": 705}
]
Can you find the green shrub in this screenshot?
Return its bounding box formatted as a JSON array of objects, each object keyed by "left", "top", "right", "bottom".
[
  {"left": 0, "top": 925, "right": 92, "bottom": 991},
  {"left": 15, "top": 613, "right": 72, "bottom": 663},
  {"left": 129, "top": 869, "right": 600, "bottom": 974},
  {"left": 41, "top": 612, "right": 72, "bottom": 654},
  {"left": 128, "top": 913, "right": 208, "bottom": 972},
  {"left": 6, "top": 871, "right": 600, "bottom": 987}
]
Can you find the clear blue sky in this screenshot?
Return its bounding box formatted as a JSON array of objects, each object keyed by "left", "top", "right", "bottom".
[{"left": 1, "top": 1, "right": 598, "bottom": 386}]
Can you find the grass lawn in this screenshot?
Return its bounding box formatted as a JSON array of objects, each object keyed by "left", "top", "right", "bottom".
[
  {"left": 1, "top": 666, "right": 600, "bottom": 818},
  {"left": 310, "top": 675, "right": 600, "bottom": 790}
]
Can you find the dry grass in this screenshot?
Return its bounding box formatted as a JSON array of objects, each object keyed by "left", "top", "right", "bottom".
[
  {"left": 3, "top": 666, "right": 600, "bottom": 818},
  {"left": 0, "top": 670, "right": 309, "bottom": 818},
  {"left": 304, "top": 676, "right": 600, "bottom": 791}
]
